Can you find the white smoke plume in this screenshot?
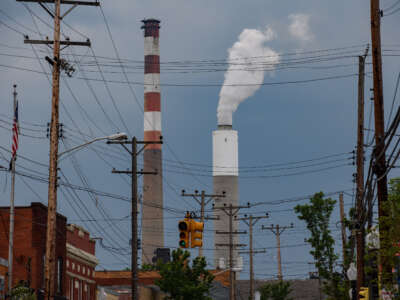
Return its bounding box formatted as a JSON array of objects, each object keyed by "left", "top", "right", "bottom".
[
  {"left": 288, "top": 14, "right": 314, "bottom": 42},
  {"left": 217, "top": 27, "right": 280, "bottom": 126}
]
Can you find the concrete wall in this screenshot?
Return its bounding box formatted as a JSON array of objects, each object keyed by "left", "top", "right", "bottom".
[
  {"left": 142, "top": 150, "right": 163, "bottom": 264},
  {"left": 213, "top": 175, "right": 239, "bottom": 269}
]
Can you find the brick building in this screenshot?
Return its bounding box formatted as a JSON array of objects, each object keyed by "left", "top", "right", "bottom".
[
  {"left": 0, "top": 202, "right": 67, "bottom": 296},
  {"left": 0, "top": 257, "right": 7, "bottom": 299},
  {"left": 65, "top": 224, "right": 98, "bottom": 300}
]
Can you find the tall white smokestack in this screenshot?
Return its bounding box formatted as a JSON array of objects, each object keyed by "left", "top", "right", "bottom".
[{"left": 213, "top": 125, "right": 239, "bottom": 268}]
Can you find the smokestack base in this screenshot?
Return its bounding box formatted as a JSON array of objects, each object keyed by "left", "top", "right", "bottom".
[{"left": 217, "top": 124, "right": 232, "bottom": 130}]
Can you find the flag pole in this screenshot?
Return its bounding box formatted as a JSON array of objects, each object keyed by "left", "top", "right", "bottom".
[{"left": 8, "top": 84, "right": 17, "bottom": 294}]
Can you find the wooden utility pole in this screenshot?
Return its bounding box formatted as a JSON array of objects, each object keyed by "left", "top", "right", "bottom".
[
  {"left": 8, "top": 84, "right": 18, "bottom": 293},
  {"left": 15, "top": 1, "right": 97, "bottom": 298},
  {"left": 356, "top": 53, "right": 367, "bottom": 298},
  {"left": 339, "top": 192, "right": 347, "bottom": 270},
  {"left": 262, "top": 223, "right": 294, "bottom": 281},
  {"left": 44, "top": 1, "right": 61, "bottom": 297},
  {"left": 214, "top": 203, "right": 249, "bottom": 300},
  {"left": 108, "top": 136, "right": 162, "bottom": 300},
  {"left": 370, "top": 0, "right": 391, "bottom": 285},
  {"left": 181, "top": 190, "right": 225, "bottom": 257},
  {"left": 237, "top": 214, "right": 268, "bottom": 300}
]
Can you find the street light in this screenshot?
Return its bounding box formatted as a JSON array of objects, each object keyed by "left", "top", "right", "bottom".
[
  {"left": 59, "top": 132, "right": 127, "bottom": 159},
  {"left": 347, "top": 262, "right": 357, "bottom": 300}
]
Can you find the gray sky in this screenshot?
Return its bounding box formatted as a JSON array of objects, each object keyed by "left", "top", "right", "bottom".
[{"left": 0, "top": 0, "right": 400, "bottom": 280}]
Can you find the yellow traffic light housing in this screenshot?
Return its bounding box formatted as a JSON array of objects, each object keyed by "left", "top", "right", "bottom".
[
  {"left": 190, "top": 219, "right": 204, "bottom": 248},
  {"left": 178, "top": 219, "right": 190, "bottom": 248},
  {"left": 359, "top": 287, "right": 369, "bottom": 299}
]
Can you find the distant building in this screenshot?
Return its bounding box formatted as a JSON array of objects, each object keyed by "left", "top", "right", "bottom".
[
  {"left": 65, "top": 224, "right": 99, "bottom": 300},
  {"left": 0, "top": 202, "right": 67, "bottom": 297}
]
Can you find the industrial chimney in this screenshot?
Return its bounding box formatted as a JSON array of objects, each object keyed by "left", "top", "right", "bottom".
[
  {"left": 213, "top": 123, "right": 239, "bottom": 268},
  {"left": 141, "top": 19, "right": 163, "bottom": 264}
]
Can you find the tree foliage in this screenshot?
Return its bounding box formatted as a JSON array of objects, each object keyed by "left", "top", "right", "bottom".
[
  {"left": 10, "top": 282, "right": 36, "bottom": 300},
  {"left": 155, "top": 248, "right": 215, "bottom": 300},
  {"left": 378, "top": 177, "right": 400, "bottom": 294},
  {"left": 258, "top": 281, "right": 292, "bottom": 300},
  {"left": 294, "top": 192, "right": 348, "bottom": 299}
]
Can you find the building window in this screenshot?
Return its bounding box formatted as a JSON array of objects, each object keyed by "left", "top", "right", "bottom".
[
  {"left": 72, "top": 262, "right": 75, "bottom": 270},
  {"left": 77, "top": 265, "right": 80, "bottom": 272},
  {"left": 57, "top": 257, "right": 63, "bottom": 294},
  {"left": 69, "top": 278, "right": 73, "bottom": 300},
  {"left": 82, "top": 267, "right": 85, "bottom": 275},
  {"left": 67, "top": 260, "right": 69, "bottom": 268}
]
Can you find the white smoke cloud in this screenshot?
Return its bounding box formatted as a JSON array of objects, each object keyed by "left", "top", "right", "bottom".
[
  {"left": 217, "top": 27, "right": 280, "bottom": 126},
  {"left": 288, "top": 14, "right": 314, "bottom": 42}
]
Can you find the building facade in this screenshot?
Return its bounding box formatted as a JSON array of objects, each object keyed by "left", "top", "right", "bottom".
[
  {"left": 0, "top": 257, "right": 7, "bottom": 300},
  {"left": 65, "top": 224, "right": 98, "bottom": 300},
  {"left": 0, "top": 202, "right": 67, "bottom": 296}
]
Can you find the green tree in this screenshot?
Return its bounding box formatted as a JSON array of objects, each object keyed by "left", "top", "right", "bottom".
[
  {"left": 377, "top": 177, "right": 400, "bottom": 295},
  {"left": 294, "top": 192, "right": 348, "bottom": 300},
  {"left": 10, "top": 282, "right": 36, "bottom": 300},
  {"left": 258, "top": 281, "right": 292, "bottom": 300},
  {"left": 155, "top": 248, "right": 214, "bottom": 300}
]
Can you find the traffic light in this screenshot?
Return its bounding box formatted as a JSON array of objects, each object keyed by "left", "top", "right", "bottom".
[
  {"left": 190, "top": 219, "right": 204, "bottom": 248},
  {"left": 178, "top": 219, "right": 190, "bottom": 248},
  {"left": 359, "top": 287, "right": 369, "bottom": 299}
]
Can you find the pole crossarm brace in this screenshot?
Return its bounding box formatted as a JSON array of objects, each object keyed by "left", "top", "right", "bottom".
[
  {"left": 239, "top": 249, "right": 267, "bottom": 254},
  {"left": 16, "top": 0, "right": 100, "bottom": 6},
  {"left": 262, "top": 223, "right": 293, "bottom": 235},
  {"left": 216, "top": 230, "right": 247, "bottom": 235},
  {"left": 213, "top": 204, "right": 250, "bottom": 218},
  {"left": 215, "top": 243, "right": 247, "bottom": 248},
  {"left": 192, "top": 215, "right": 219, "bottom": 220},
  {"left": 181, "top": 190, "right": 225, "bottom": 206},
  {"left": 24, "top": 39, "right": 91, "bottom": 47}
]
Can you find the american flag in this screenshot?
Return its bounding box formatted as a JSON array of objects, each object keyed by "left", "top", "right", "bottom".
[{"left": 11, "top": 101, "right": 19, "bottom": 161}]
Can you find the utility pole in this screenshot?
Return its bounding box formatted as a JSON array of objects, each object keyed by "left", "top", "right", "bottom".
[
  {"left": 214, "top": 203, "right": 249, "bottom": 300},
  {"left": 339, "top": 192, "right": 347, "bottom": 271},
  {"left": 15, "top": 1, "right": 97, "bottom": 299},
  {"left": 237, "top": 214, "right": 268, "bottom": 300},
  {"left": 8, "top": 84, "right": 17, "bottom": 293},
  {"left": 181, "top": 190, "right": 225, "bottom": 257},
  {"left": 108, "top": 136, "right": 162, "bottom": 300},
  {"left": 356, "top": 51, "right": 367, "bottom": 298},
  {"left": 370, "top": 0, "right": 391, "bottom": 286},
  {"left": 262, "top": 223, "right": 294, "bottom": 281}
]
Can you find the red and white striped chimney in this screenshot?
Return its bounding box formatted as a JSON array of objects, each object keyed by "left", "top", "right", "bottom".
[{"left": 141, "top": 19, "right": 164, "bottom": 264}]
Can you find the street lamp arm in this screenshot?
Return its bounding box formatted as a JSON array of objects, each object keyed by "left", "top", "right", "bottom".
[{"left": 59, "top": 132, "right": 127, "bottom": 158}]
